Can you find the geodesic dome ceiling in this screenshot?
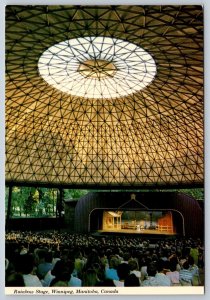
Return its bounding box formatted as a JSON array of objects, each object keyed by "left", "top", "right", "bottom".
[{"left": 5, "top": 5, "right": 204, "bottom": 188}]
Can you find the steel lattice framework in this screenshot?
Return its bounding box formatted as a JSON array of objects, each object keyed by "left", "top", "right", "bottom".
[{"left": 5, "top": 5, "right": 204, "bottom": 188}]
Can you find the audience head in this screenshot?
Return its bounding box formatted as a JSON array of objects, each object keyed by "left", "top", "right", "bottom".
[
  {"left": 156, "top": 259, "right": 169, "bottom": 273},
  {"left": 51, "top": 280, "right": 68, "bottom": 287},
  {"left": 109, "top": 256, "right": 120, "bottom": 269},
  {"left": 182, "top": 261, "right": 190, "bottom": 270},
  {"left": 169, "top": 260, "right": 177, "bottom": 272},
  {"left": 128, "top": 258, "right": 139, "bottom": 271},
  {"left": 188, "top": 255, "right": 195, "bottom": 266},
  {"left": 16, "top": 253, "right": 35, "bottom": 275},
  {"left": 82, "top": 268, "right": 99, "bottom": 287},
  {"left": 117, "top": 263, "right": 130, "bottom": 281},
  {"left": 147, "top": 262, "right": 157, "bottom": 277},
  {"left": 124, "top": 273, "right": 140, "bottom": 286},
  {"left": 6, "top": 273, "right": 25, "bottom": 287},
  {"left": 51, "top": 259, "right": 71, "bottom": 282}
]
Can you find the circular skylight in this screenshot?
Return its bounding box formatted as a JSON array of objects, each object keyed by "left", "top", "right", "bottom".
[{"left": 38, "top": 36, "right": 156, "bottom": 99}]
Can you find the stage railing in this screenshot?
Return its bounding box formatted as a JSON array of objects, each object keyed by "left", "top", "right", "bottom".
[{"left": 157, "top": 225, "right": 173, "bottom": 232}]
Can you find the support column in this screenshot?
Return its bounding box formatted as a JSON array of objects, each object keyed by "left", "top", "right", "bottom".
[
  {"left": 6, "top": 185, "right": 13, "bottom": 231},
  {"left": 56, "top": 188, "right": 63, "bottom": 232}
]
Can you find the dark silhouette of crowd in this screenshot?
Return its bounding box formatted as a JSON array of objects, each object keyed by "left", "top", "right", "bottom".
[{"left": 5, "top": 231, "right": 204, "bottom": 287}]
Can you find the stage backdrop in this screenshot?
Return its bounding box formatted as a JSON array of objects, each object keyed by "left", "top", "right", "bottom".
[{"left": 73, "top": 192, "right": 203, "bottom": 238}]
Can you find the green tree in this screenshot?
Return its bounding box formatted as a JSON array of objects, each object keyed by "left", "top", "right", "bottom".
[
  {"left": 23, "top": 190, "right": 36, "bottom": 216},
  {"left": 64, "top": 189, "right": 88, "bottom": 200},
  {"left": 10, "top": 187, "right": 31, "bottom": 217},
  {"left": 180, "top": 188, "right": 204, "bottom": 200}
]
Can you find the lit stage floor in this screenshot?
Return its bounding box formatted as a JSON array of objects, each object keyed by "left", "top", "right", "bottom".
[{"left": 97, "top": 229, "right": 176, "bottom": 235}]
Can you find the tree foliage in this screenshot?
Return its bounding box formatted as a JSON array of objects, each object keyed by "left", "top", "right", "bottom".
[
  {"left": 6, "top": 187, "right": 58, "bottom": 218},
  {"left": 179, "top": 188, "right": 204, "bottom": 200},
  {"left": 64, "top": 189, "right": 89, "bottom": 200}
]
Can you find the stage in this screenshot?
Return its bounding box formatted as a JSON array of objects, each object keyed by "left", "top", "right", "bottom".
[{"left": 97, "top": 228, "right": 177, "bottom": 235}]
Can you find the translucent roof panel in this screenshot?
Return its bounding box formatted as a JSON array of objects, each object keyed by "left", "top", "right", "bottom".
[
  {"left": 5, "top": 5, "right": 204, "bottom": 188},
  {"left": 38, "top": 36, "right": 157, "bottom": 99}
]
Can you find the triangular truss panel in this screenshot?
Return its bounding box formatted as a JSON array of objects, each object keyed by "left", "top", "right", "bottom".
[{"left": 5, "top": 5, "right": 203, "bottom": 188}]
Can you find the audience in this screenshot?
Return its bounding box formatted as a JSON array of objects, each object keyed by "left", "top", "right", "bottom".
[{"left": 5, "top": 231, "right": 204, "bottom": 287}]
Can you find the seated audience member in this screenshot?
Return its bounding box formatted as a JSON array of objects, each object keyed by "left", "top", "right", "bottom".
[
  {"left": 92, "top": 262, "right": 105, "bottom": 283},
  {"left": 113, "top": 263, "right": 130, "bottom": 287},
  {"left": 188, "top": 256, "right": 200, "bottom": 286},
  {"left": 51, "top": 250, "right": 61, "bottom": 267},
  {"left": 105, "top": 255, "right": 120, "bottom": 281},
  {"left": 42, "top": 269, "right": 53, "bottom": 287},
  {"left": 17, "top": 254, "right": 43, "bottom": 287},
  {"left": 121, "top": 252, "right": 131, "bottom": 264},
  {"left": 85, "top": 249, "right": 100, "bottom": 270},
  {"left": 165, "top": 260, "right": 181, "bottom": 286},
  {"left": 82, "top": 268, "right": 100, "bottom": 286},
  {"left": 99, "top": 250, "right": 108, "bottom": 268},
  {"left": 141, "top": 262, "right": 159, "bottom": 286},
  {"left": 51, "top": 280, "right": 68, "bottom": 287},
  {"left": 96, "top": 278, "right": 116, "bottom": 287},
  {"left": 73, "top": 250, "right": 86, "bottom": 278},
  {"left": 128, "top": 258, "right": 141, "bottom": 284},
  {"left": 154, "top": 259, "right": 171, "bottom": 286},
  {"left": 179, "top": 261, "right": 193, "bottom": 286},
  {"left": 140, "top": 256, "right": 152, "bottom": 281},
  {"left": 36, "top": 249, "right": 53, "bottom": 279},
  {"left": 50, "top": 260, "right": 71, "bottom": 287},
  {"left": 68, "top": 260, "right": 82, "bottom": 287},
  {"left": 190, "top": 243, "right": 199, "bottom": 266},
  {"left": 45, "top": 260, "right": 68, "bottom": 286}
]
